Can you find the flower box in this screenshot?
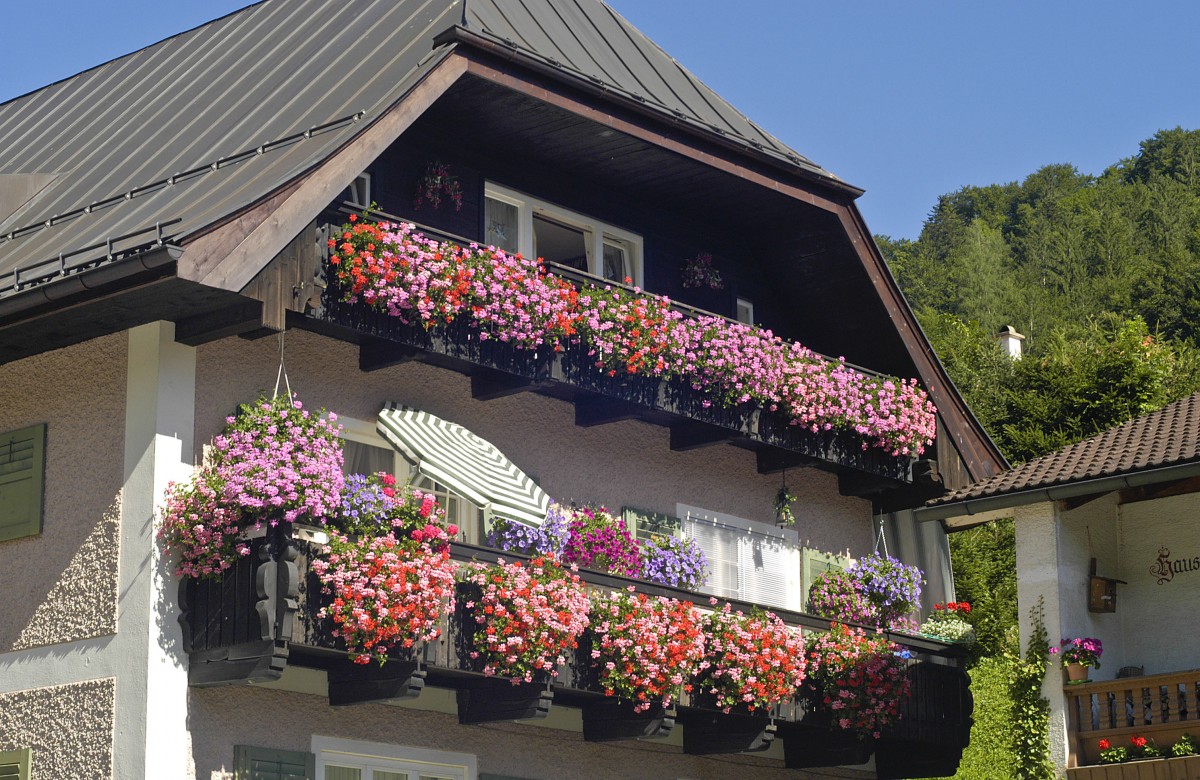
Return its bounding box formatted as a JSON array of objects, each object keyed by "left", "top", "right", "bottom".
[
  {"left": 327, "top": 659, "right": 424, "bottom": 706},
  {"left": 580, "top": 699, "right": 675, "bottom": 742},
  {"left": 680, "top": 706, "right": 775, "bottom": 754},
  {"left": 456, "top": 679, "right": 553, "bottom": 724}
]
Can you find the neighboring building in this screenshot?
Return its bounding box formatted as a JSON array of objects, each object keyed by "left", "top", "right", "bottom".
[
  {"left": 921, "top": 392, "right": 1200, "bottom": 777},
  {"left": 0, "top": 2, "right": 1004, "bottom": 778}
]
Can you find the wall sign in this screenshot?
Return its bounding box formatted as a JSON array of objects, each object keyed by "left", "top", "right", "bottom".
[{"left": 1150, "top": 546, "right": 1200, "bottom": 585}]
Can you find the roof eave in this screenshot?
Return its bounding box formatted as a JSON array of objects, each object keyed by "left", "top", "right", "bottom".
[
  {"left": 916, "top": 458, "right": 1200, "bottom": 528},
  {"left": 436, "top": 25, "right": 865, "bottom": 199}
]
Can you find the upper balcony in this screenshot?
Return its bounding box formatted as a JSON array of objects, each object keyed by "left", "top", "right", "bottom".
[{"left": 179, "top": 522, "right": 972, "bottom": 778}]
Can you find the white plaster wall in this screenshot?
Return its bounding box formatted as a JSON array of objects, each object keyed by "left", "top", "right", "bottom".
[
  {"left": 188, "top": 686, "right": 870, "bottom": 780},
  {"left": 0, "top": 333, "right": 126, "bottom": 651},
  {"left": 193, "top": 329, "right": 874, "bottom": 558},
  {"left": 1055, "top": 494, "right": 1124, "bottom": 676},
  {"left": 1118, "top": 491, "right": 1200, "bottom": 674}
]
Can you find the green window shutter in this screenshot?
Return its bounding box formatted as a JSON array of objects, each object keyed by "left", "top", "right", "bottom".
[
  {"left": 0, "top": 748, "right": 32, "bottom": 780},
  {"left": 0, "top": 423, "right": 46, "bottom": 543},
  {"left": 621, "top": 507, "right": 681, "bottom": 542},
  {"left": 801, "top": 548, "right": 852, "bottom": 611},
  {"left": 234, "top": 745, "right": 315, "bottom": 780}
]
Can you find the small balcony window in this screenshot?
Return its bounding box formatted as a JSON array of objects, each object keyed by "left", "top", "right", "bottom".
[
  {"left": 735, "top": 297, "right": 754, "bottom": 325},
  {"left": 483, "top": 182, "right": 642, "bottom": 286}
]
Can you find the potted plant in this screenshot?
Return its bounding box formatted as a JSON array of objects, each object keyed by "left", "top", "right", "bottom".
[
  {"left": 919, "top": 602, "right": 976, "bottom": 645},
  {"left": 1051, "top": 637, "right": 1102, "bottom": 683},
  {"left": 806, "top": 570, "right": 880, "bottom": 627},
  {"left": 559, "top": 506, "right": 642, "bottom": 577},
  {"left": 848, "top": 552, "right": 923, "bottom": 629}
]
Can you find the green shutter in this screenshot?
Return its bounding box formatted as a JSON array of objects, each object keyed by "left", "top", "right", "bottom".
[
  {"left": 0, "top": 748, "right": 31, "bottom": 780},
  {"left": 801, "top": 548, "right": 852, "bottom": 610},
  {"left": 621, "top": 507, "right": 681, "bottom": 542},
  {"left": 0, "top": 423, "right": 45, "bottom": 543},
  {"left": 234, "top": 746, "right": 315, "bottom": 780}
]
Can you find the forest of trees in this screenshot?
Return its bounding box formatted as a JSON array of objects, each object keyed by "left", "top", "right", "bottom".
[{"left": 879, "top": 127, "right": 1200, "bottom": 778}]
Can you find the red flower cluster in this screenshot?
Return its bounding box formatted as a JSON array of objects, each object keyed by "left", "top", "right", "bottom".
[
  {"left": 933, "top": 601, "right": 971, "bottom": 614},
  {"left": 590, "top": 589, "right": 706, "bottom": 712},
  {"left": 806, "top": 622, "right": 912, "bottom": 739},
  {"left": 1098, "top": 738, "right": 1111, "bottom": 750},
  {"left": 699, "top": 602, "right": 807, "bottom": 713}
]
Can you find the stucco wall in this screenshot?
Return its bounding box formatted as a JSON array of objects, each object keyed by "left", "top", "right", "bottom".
[
  {"left": 194, "top": 329, "right": 873, "bottom": 558},
  {"left": 189, "top": 685, "right": 869, "bottom": 780},
  {"left": 0, "top": 677, "right": 115, "bottom": 779},
  {"left": 1056, "top": 494, "right": 1124, "bottom": 676},
  {"left": 1119, "top": 491, "right": 1200, "bottom": 674},
  {"left": 0, "top": 334, "right": 126, "bottom": 650}
]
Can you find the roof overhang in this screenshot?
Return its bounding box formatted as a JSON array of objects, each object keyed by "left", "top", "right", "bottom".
[{"left": 917, "top": 459, "right": 1200, "bottom": 530}]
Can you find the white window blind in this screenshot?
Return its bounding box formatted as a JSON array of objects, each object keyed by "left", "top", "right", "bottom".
[{"left": 678, "top": 504, "right": 800, "bottom": 610}]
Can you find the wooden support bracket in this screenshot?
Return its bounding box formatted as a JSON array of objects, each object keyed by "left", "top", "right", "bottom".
[
  {"left": 360, "top": 340, "right": 420, "bottom": 373},
  {"left": 574, "top": 396, "right": 643, "bottom": 427},
  {"left": 669, "top": 421, "right": 734, "bottom": 452},
  {"left": 470, "top": 370, "right": 538, "bottom": 401}
]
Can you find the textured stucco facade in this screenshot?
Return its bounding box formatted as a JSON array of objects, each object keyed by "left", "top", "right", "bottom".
[
  {"left": 0, "top": 334, "right": 126, "bottom": 651},
  {"left": 0, "top": 677, "right": 116, "bottom": 779},
  {"left": 194, "top": 329, "right": 873, "bottom": 557}
]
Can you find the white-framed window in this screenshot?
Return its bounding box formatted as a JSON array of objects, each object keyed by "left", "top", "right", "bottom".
[
  {"left": 677, "top": 503, "right": 801, "bottom": 611},
  {"left": 338, "top": 417, "right": 485, "bottom": 544},
  {"left": 313, "top": 736, "right": 475, "bottom": 780},
  {"left": 343, "top": 172, "right": 371, "bottom": 208},
  {"left": 735, "top": 297, "right": 754, "bottom": 325},
  {"left": 483, "top": 182, "right": 643, "bottom": 286}
]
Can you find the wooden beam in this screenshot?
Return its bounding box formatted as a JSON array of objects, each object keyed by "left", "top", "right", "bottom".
[
  {"left": 1118, "top": 475, "right": 1200, "bottom": 506},
  {"left": 471, "top": 370, "right": 537, "bottom": 401},
  {"left": 174, "top": 300, "right": 263, "bottom": 346},
  {"left": 669, "top": 422, "right": 733, "bottom": 452},
  {"left": 756, "top": 449, "right": 814, "bottom": 475},
  {"left": 838, "top": 470, "right": 903, "bottom": 498},
  {"left": 574, "top": 396, "right": 643, "bottom": 427},
  {"left": 359, "top": 340, "right": 420, "bottom": 372}
]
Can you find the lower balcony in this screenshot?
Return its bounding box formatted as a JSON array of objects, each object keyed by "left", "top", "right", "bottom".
[
  {"left": 178, "top": 525, "right": 972, "bottom": 778},
  {"left": 1065, "top": 669, "right": 1200, "bottom": 775}
]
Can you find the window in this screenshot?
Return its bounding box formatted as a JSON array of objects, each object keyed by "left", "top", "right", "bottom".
[
  {"left": 339, "top": 416, "right": 486, "bottom": 544},
  {"left": 482, "top": 183, "right": 642, "bottom": 286},
  {"left": 313, "top": 737, "right": 475, "bottom": 780},
  {"left": 735, "top": 297, "right": 754, "bottom": 325},
  {"left": 235, "top": 746, "right": 314, "bottom": 780},
  {"left": 0, "top": 423, "right": 46, "bottom": 543},
  {"left": 677, "top": 504, "right": 801, "bottom": 610},
  {"left": 0, "top": 748, "right": 31, "bottom": 780},
  {"left": 622, "top": 507, "right": 682, "bottom": 542},
  {"left": 342, "top": 172, "right": 371, "bottom": 209},
  {"left": 800, "top": 547, "right": 852, "bottom": 611}
]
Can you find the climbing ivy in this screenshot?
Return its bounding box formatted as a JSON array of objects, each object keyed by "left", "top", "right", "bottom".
[{"left": 1008, "top": 597, "right": 1053, "bottom": 779}]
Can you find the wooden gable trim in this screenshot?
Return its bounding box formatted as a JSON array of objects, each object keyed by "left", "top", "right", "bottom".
[
  {"left": 177, "top": 53, "right": 469, "bottom": 295},
  {"left": 460, "top": 51, "right": 1006, "bottom": 483}
]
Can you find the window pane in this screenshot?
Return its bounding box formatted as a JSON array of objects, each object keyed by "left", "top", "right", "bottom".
[
  {"left": 484, "top": 197, "right": 519, "bottom": 254},
  {"left": 373, "top": 771, "right": 408, "bottom": 780},
  {"left": 602, "top": 241, "right": 628, "bottom": 282},
  {"left": 343, "top": 440, "right": 394, "bottom": 477},
  {"left": 325, "top": 766, "right": 363, "bottom": 780},
  {"left": 533, "top": 215, "right": 587, "bottom": 271}
]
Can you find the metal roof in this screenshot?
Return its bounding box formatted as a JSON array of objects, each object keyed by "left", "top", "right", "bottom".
[{"left": 0, "top": 0, "right": 838, "bottom": 302}]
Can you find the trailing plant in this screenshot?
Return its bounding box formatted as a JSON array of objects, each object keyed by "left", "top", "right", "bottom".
[
  {"left": 805, "top": 621, "right": 912, "bottom": 740},
  {"left": 589, "top": 588, "right": 706, "bottom": 712},
  {"left": 312, "top": 531, "right": 457, "bottom": 665},
  {"left": 1009, "top": 598, "right": 1054, "bottom": 780},
  {"left": 698, "top": 601, "right": 807, "bottom": 713},
  {"left": 639, "top": 533, "right": 708, "bottom": 590},
  {"left": 773, "top": 485, "right": 797, "bottom": 526},
  {"left": 848, "top": 552, "right": 923, "bottom": 628},
  {"left": 807, "top": 570, "right": 879, "bottom": 626},
  {"left": 485, "top": 502, "right": 569, "bottom": 557},
  {"left": 681, "top": 251, "right": 723, "bottom": 290},
  {"left": 326, "top": 219, "right": 938, "bottom": 457},
  {"left": 413, "top": 160, "right": 462, "bottom": 211},
  {"left": 560, "top": 505, "right": 642, "bottom": 577},
  {"left": 462, "top": 555, "right": 590, "bottom": 683},
  {"left": 158, "top": 393, "right": 343, "bottom": 578}
]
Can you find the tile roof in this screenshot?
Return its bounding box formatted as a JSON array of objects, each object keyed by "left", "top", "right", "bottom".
[
  {"left": 929, "top": 391, "right": 1200, "bottom": 507},
  {"left": 0, "top": 0, "right": 837, "bottom": 304}
]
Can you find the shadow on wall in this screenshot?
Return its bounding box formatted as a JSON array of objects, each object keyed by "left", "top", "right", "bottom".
[{"left": 7, "top": 493, "right": 121, "bottom": 652}]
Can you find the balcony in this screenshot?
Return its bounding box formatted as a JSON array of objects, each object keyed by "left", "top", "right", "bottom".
[
  {"left": 1065, "top": 669, "right": 1200, "bottom": 776},
  {"left": 178, "top": 524, "right": 971, "bottom": 777},
  {"left": 292, "top": 210, "right": 925, "bottom": 492}
]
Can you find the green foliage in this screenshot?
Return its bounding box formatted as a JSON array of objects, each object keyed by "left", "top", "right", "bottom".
[
  {"left": 1009, "top": 598, "right": 1053, "bottom": 779},
  {"left": 948, "top": 519, "right": 1018, "bottom": 659},
  {"left": 949, "top": 655, "right": 1019, "bottom": 780}
]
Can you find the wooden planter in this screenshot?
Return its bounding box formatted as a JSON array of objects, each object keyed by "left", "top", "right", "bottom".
[
  {"left": 581, "top": 699, "right": 675, "bottom": 742},
  {"left": 457, "top": 679, "right": 553, "bottom": 724},
  {"left": 681, "top": 708, "right": 776, "bottom": 754},
  {"left": 327, "top": 659, "right": 424, "bottom": 706},
  {"left": 1067, "top": 755, "right": 1200, "bottom": 779}
]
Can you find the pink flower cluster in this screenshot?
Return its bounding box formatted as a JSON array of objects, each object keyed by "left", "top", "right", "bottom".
[
  {"left": 463, "top": 556, "right": 591, "bottom": 683},
  {"left": 313, "top": 531, "right": 458, "bottom": 665},
  {"left": 699, "top": 601, "right": 807, "bottom": 713},
  {"left": 329, "top": 220, "right": 936, "bottom": 456},
  {"left": 805, "top": 622, "right": 912, "bottom": 739},
  {"left": 560, "top": 506, "right": 643, "bottom": 577},
  {"left": 589, "top": 588, "right": 707, "bottom": 712},
  {"left": 155, "top": 472, "right": 247, "bottom": 579}
]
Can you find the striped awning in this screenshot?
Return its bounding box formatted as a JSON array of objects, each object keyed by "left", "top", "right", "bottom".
[{"left": 377, "top": 404, "right": 549, "bottom": 526}]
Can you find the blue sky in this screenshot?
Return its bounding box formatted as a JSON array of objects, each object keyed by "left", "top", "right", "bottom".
[{"left": 3, "top": 1, "right": 1199, "bottom": 240}]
